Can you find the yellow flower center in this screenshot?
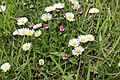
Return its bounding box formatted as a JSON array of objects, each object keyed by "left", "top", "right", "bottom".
[
  {"left": 21, "top": 31, "right": 25, "bottom": 35},
  {"left": 50, "top": 7, "right": 54, "bottom": 11},
  {"left": 88, "top": 37, "right": 92, "bottom": 41},
  {"left": 58, "top": 5, "right": 61, "bottom": 8},
  {"left": 4, "top": 67, "right": 9, "bottom": 71},
  {"left": 93, "top": 10, "right": 97, "bottom": 13},
  {"left": 72, "top": 42, "right": 77, "bottom": 46},
  {"left": 27, "top": 31, "right": 32, "bottom": 36},
  {"left": 72, "top": 1, "right": 76, "bottom": 5},
  {"left": 44, "top": 16, "right": 49, "bottom": 21},
  {"left": 25, "top": 45, "right": 29, "bottom": 49},
  {"left": 21, "top": 19, "right": 25, "bottom": 23},
  {"left": 81, "top": 38, "right": 85, "bottom": 41},
  {"left": 68, "top": 15, "right": 72, "bottom": 19},
  {"left": 76, "top": 50, "right": 81, "bottom": 53}
]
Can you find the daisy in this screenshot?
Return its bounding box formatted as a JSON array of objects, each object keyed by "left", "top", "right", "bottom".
[
  {"left": 41, "top": 13, "right": 52, "bottom": 21},
  {"left": 70, "top": 0, "right": 79, "bottom": 5},
  {"left": 1, "top": 62, "right": 11, "bottom": 72},
  {"left": 88, "top": 8, "right": 99, "bottom": 13},
  {"left": 45, "top": 6, "right": 55, "bottom": 12},
  {"left": 22, "top": 42, "right": 31, "bottom": 51},
  {"left": 71, "top": 4, "right": 81, "bottom": 10},
  {"left": 53, "top": 3, "right": 65, "bottom": 9},
  {"left": 68, "top": 38, "right": 79, "bottom": 47},
  {"left": 13, "top": 30, "right": 19, "bottom": 35},
  {"left": 43, "top": 24, "right": 49, "bottom": 29},
  {"left": 59, "top": 25, "right": 65, "bottom": 31},
  {"left": 0, "top": 5, "right": 6, "bottom": 12},
  {"left": 34, "top": 30, "right": 42, "bottom": 37},
  {"left": 78, "top": 35, "right": 88, "bottom": 43},
  {"left": 118, "top": 62, "right": 120, "bottom": 67},
  {"left": 26, "top": 29, "right": 34, "bottom": 36},
  {"left": 18, "top": 28, "right": 27, "bottom": 36},
  {"left": 17, "top": 17, "right": 28, "bottom": 25},
  {"left": 86, "top": 34, "right": 95, "bottom": 41},
  {"left": 39, "top": 59, "right": 44, "bottom": 65},
  {"left": 72, "top": 46, "right": 85, "bottom": 56},
  {"left": 65, "top": 12, "right": 75, "bottom": 22},
  {"left": 33, "top": 23, "right": 42, "bottom": 29}
]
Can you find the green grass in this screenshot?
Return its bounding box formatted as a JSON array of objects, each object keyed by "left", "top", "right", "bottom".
[{"left": 0, "top": 0, "right": 120, "bottom": 79}]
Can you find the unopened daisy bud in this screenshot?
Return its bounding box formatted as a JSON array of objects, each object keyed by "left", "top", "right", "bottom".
[
  {"left": 59, "top": 25, "right": 65, "bottom": 32},
  {"left": 43, "top": 24, "right": 49, "bottom": 29},
  {"left": 39, "top": 59, "right": 44, "bottom": 65},
  {"left": 62, "top": 53, "right": 68, "bottom": 60},
  {"left": 55, "top": 8, "right": 60, "bottom": 12},
  {"left": 29, "top": 23, "right": 34, "bottom": 27},
  {"left": 78, "top": 8, "right": 83, "bottom": 14},
  {"left": 1, "top": 62, "right": 11, "bottom": 72}
]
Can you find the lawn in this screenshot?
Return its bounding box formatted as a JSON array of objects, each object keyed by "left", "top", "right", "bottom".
[{"left": 0, "top": 0, "right": 120, "bottom": 80}]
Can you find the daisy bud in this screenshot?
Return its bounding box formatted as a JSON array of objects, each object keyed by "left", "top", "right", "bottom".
[
  {"left": 62, "top": 14, "right": 66, "bottom": 17},
  {"left": 39, "top": 59, "right": 44, "bottom": 65},
  {"left": 62, "top": 53, "right": 68, "bottom": 60},
  {"left": 78, "top": 8, "right": 83, "bottom": 14},
  {"left": 55, "top": 8, "right": 60, "bottom": 12},
  {"left": 43, "top": 24, "right": 49, "bottom": 29},
  {"left": 29, "top": 23, "right": 34, "bottom": 27},
  {"left": 59, "top": 25, "right": 65, "bottom": 32}
]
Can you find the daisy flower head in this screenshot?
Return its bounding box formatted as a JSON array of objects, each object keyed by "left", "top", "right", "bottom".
[
  {"left": 33, "top": 23, "right": 42, "bottom": 29},
  {"left": 118, "top": 62, "right": 120, "bottom": 67},
  {"left": 70, "top": 0, "right": 79, "bottom": 5},
  {"left": 1, "top": 62, "right": 11, "bottom": 72},
  {"left": 26, "top": 29, "right": 34, "bottom": 36},
  {"left": 45, "top": 6, "right": 55, "bottom": 12},
  {"left": 53, "top": 3, "right": 65, "bottom": 9},
  {"left": 89, "top": 8, "right": 99, "bottom": 14},
  {"left": 17, "top": 17, "right": 28, "bottom": 25},
  {"left": 0, "top": 5, "right": 6, "bottom": 12},
  {"left": 78, "top": 35, "right": 88, "bottom": 43},
  {"left": 13, "top": 30, "right": 19, "bottom": 35},
  {"left": 86, "top": 34, "right": 95, "bottom": 41},
  {"left": 41, "top": 13, "right": 52, "bottom": 21},
  {"left": 68, "top": 38, "right": 79, "bottom": 47},
  {"left": 18, "top": 28, "right": 27, "bottom": 36},
  {"left": 72, "top": 46, "right": 85, "bottom": 56},
  {"left": 22, "top": 42, "right": 31, "bottom": 51},
  {"left": 39, "top": 59, "right": 44, "bottom": 65},
  {"left": 34, "top": 30, "right": 42, "bottom": 37},
  {"left": 65, "top": 12, "right": 75, "bottom": 22},
  {"left": 71, "top": 4, "right": 81, "bottom": 10}
]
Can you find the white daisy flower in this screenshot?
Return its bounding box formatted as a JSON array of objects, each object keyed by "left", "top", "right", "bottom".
[
  {"left": 13, "top": 30, "right": 19, "bottom": 35},
  {"left": 53, "top": 3, "right": 65, "bottom": 9},
  {"left": 65, "top": 12, "right": 75, "bottom": 22},
  {"left": 41, "top": 13, "right": 52, "bottom": 21},
  {"left": 70, "top": 0, "right": 79, "bottom": 5},
  {"left": 33, "top": 23, "right": 42, "bottom": 29},
  {"left": 35, "top": 30, "right": 42, "bottom": 37},
  {"left": 71, "top": 4, "right": 81, "bottom": 10},
  {"left": 17, "top": 17, "right": 28, "bottom": 25},
  {"left": 118, "top": 62, "right": 120, "bottom": 67},
  {"left": 26, "top": 29, "right": 34, "bottom": 36},
  {"left": 45, "top": 6, "right": 55, "bottom": 12},
  {"left": 1, "top": 62, "right": 11, "bottom": 72},
  {"left": 22, "top": 43, "right": 31, "bottom": 51},
  {"left": 78, "top": 35, "right": 88, "bottom": 43},
  {"left": 0, "top": 5, "right": 6, "bottom": 12},
  {"left": 86, "top": 34, "right": 95, "bottom": 41},
  {"left": 39, "top": 59, "right": 44, "bottom": 65},
  {"left": 68, "top": 38, "right": 79, "bottom": 47},
  {"left": 72, "top": 46, "right": 85, "bottom": 56},
  {"left": 89, "top": 8, "right": 99, "bottom": 13},
  {"left": 18, "top": 28, "right": 27, "bottom": 36}
]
